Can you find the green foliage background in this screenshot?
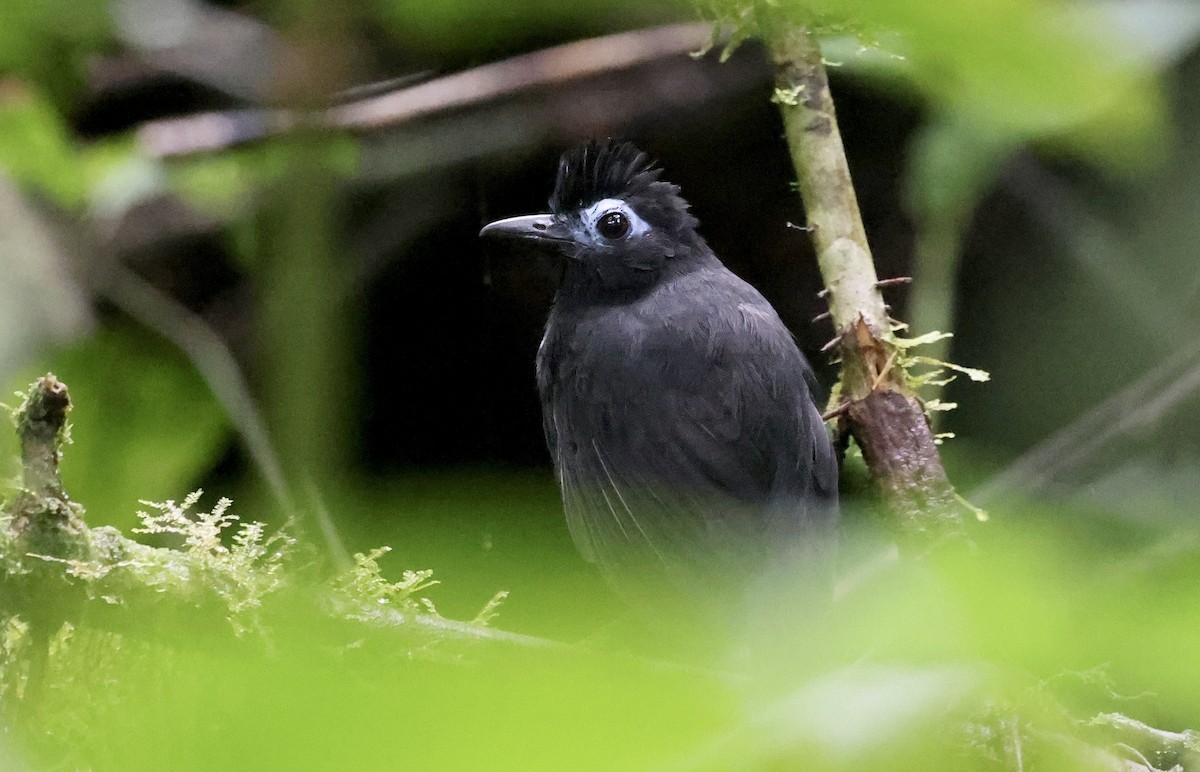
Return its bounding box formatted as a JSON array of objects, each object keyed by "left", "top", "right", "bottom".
[{"left": 2, "top": 0, "right": 1200, "bottom": 769}]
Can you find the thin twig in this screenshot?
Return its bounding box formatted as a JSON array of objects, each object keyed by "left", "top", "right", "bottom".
[
  {"left": 974, "top": 340, "right": 1200, "bottom": 503},
  {"left": 137, "top": 23, "right": 712, "bottom": 157},
  {"left": 100, "top": 266, "right": 301, "bottom": 524},
  {"left": 870, "top": 350, "right": 900, "bottom": 391},
  {"left": 821, "top": 402, "right": 850, "bottom": 422}
]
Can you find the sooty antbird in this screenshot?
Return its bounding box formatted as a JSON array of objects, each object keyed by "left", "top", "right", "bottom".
[{"left": 481, "top": 140, "right": 838, "bottom": 613}]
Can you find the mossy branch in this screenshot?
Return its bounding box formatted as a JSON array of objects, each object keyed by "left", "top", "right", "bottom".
[
  {"left": 7, "top": 375, "right": 89, "bottom": 565},
  {"left": 15, "top": 374, "right": 71, "bottom": 502},
  {"left": 0, "top": 377, "right": 555, "bottom": 665},
  {"left": 767, "top": 27, "right": 963, "bottom": 541}
]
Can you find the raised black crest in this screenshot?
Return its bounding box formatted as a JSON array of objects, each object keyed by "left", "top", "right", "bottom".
[{"left": 549, "top": 140, "right": 698, "bottom": 234}]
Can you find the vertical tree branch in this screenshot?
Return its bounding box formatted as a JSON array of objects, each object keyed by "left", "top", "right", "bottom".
[
  {"left": 768, "top": 27, "right": 963, "bottom": 540},
  {"left": 16, "top": 375, "right": 71, "bottom": 502},
  {"left": 9, "top": 374, "right": 88, "bottom": 558},
  {"left": 257, "top": 5, "right": 357, "bottom": 496},
  {"left": 6, "top": 375, "right": 88, "bottom": 712}
]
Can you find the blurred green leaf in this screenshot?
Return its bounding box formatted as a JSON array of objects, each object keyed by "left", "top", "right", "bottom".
[
  {"left": 905, "top": 114, "right": 1013, "bottom": 235},
  {"left": 856, "top": 0, "right": 1162, "bottom": 141},
  {"left": 0, "top": 85, "right": 86, "bottom": 207},
  {"left": 3, "top": 495, "right": 1198, "bottom": 770},
  {"left": 166, "top": 134, "right": 360, "bottom": 222},
  {"left": 707, "top": 0, "right": 1171, "bottom": 160},
  {"left": 0, "top": 88, "right": 149, "bottom": 217},
  {"left": 0, "top": 0, "right": 111, "bottom": 101}
]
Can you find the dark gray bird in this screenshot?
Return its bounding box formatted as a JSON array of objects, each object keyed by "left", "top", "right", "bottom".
[{"left": 481, "top": 140, "right": 837, "bottom": 611}]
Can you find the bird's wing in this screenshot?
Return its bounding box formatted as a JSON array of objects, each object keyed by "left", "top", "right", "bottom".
[
  {"left": 549, "top": 335, "right": 836, "bottom": 592},
  {"left": 536, "top": 331, "right": 561, "bottom": 461}
]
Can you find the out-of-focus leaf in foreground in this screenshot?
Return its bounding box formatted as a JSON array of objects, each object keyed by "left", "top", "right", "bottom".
[{"left": 5, "top": 489, "right": 1199, "bottom": 770}]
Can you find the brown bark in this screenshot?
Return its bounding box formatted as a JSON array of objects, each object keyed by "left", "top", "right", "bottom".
[{"left": 847, "top": 390, "right": 960, "bottom": 536}]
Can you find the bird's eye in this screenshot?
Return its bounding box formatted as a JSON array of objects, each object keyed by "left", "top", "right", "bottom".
[{"left": 597, "top": 211, "right": 631, "bottom": 240}]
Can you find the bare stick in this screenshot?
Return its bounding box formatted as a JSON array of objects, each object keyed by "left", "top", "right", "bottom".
[
  {"left": 100, "top": 266, "right": 297, "bottom": 520},
  {"left": 137, "top": 23, "right": 711, "bottom": 157}
]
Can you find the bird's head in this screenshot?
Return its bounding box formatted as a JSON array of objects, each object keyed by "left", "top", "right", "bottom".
[{"left": 480, "top": 140, "right": 703, "bottom": 292}]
